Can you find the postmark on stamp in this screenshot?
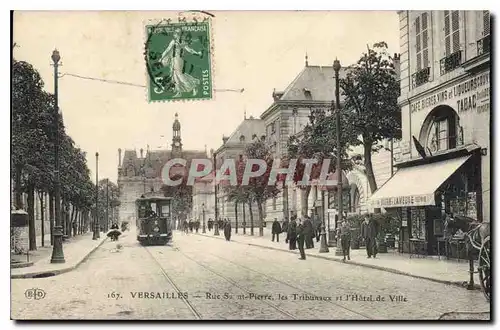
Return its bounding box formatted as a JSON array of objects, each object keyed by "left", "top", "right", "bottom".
[{"left": 145, "top": 19, "right": 212, "bottom": 102}]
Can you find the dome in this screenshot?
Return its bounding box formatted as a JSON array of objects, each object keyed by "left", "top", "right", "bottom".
[{"left": 173, "top": 113, "right": 181, "bottom": 130}]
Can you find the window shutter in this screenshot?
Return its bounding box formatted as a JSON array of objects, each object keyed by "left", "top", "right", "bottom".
[
  {"left": 451, "top": 11, "right": 460, "bottom": 53},
  {"left": 409, "top": 14, "right": 418, "bottom": 76},
  {"left": 483, "top": 10, "right": 490, "bottom": 36},
  {"left": 444, "top": 11, "right": 451, "bottom": 56}
]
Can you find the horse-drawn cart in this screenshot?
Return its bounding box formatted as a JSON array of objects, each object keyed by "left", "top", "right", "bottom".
[{"left": 446, "top": 215, "right": 490, "bottom": 301}]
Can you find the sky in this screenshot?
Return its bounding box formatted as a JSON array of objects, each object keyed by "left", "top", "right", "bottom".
[{"left": 13, "top": 10, "right": 400, "bottom": 183}]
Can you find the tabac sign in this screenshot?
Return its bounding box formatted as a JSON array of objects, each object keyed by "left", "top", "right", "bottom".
[
  {"left": 371, "top": 194, "right": 435, "bottom": 208},
  {"left": 410, "top": 71, "right": 490, "bottom": 114}
]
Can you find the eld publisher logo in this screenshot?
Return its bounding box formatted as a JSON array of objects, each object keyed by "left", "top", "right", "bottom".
[{"left": 25, "top": 288, "right": 46, "bottom": 300}]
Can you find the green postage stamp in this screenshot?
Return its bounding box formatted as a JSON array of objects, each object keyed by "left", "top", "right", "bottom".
[{"left": 145, "top": 20, "right": 213, "bottom": 102}]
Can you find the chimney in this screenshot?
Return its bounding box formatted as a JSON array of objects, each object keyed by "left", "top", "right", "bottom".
[
  {"left": 393, "top": 53, "right": 401, "bottom": 79},
  {"left": 140, "top": 148, "right": 144, "bottom": 158},
  {"left": 118, "top": 148, "right": 122, "bottom": 167},
  {"left": 222, "top": 136, "right": 229, "bottom": 144}
]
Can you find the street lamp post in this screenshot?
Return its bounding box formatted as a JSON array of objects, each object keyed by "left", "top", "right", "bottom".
[
  {"left": 319, "top": 188, "right": 329, "bottom": 253},
  {"left": 93, "top": 152, "right": 100, "bottom": 240},
  {"left": 50, "top": 49, "right": 65, "bottom": 264},
  {"left": 333, "top": 58, "right": 344, "bottom": 257},
  {"left": 213, "top": 152, "right": 220, "bottom": 236},
  {"left": 202, "top": 203, "right": 206, "bottom": 233}
]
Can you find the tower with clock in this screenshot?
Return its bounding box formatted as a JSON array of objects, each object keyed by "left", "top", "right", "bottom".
[{"left": 171, "top": 112, "right": 183, "bottom": 153}]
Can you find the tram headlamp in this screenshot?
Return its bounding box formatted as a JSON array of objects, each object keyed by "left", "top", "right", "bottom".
[{"left": 153, "top": 226, "right": 160, "bottom": 232}]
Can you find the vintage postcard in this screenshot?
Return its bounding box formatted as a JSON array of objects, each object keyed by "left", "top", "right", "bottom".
[{"left": 10, "top": 10, "right": 491, "bottom": 321}]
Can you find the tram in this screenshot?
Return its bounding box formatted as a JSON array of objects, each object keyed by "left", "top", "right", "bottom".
[{"left": 135, "top": 195, "right": 173, "bottom": 245}]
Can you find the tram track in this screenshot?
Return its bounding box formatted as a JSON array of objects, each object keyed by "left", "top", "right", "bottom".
[
  {"left": 173, "top": 247, "right": 297, "bottom": 320},
  {"left": 144, "top": 244, "right": 296, "bottom": 320},
  {"left": 143, "top": 246, "right": 202, "bottom": 320},
  {"left": 206, "top": 251, "right": 374, "bottom": 320}
]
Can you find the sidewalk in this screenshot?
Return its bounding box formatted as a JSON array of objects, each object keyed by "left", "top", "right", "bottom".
[
  {"left": 11, "top": 232, "right": 108, "bottom": 279},
  {"left": 198, "top": 228, "right": 481, "bottom": 290}
]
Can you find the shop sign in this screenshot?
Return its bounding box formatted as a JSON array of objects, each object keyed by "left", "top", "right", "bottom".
[
  {"left": 371, "top": 193, "right": 434, "bottom": 208},
  {"left": 410, "top": 71, "right": 490, "bottom": 114}
]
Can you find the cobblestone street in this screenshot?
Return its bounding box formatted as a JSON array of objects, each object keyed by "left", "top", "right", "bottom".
[{"left": 11, "top": 229, "right": 490, "bottom": 320}]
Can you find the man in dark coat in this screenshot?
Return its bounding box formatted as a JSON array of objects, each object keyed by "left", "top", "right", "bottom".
[
  {"left": 303, "top": 216, "right": 314, "bottom": 249},
  {"left": 288, "top": 217, "right": 297, "bottom": 250},
  {"left": 208, "top": 219, "right": 213, "bottom": 231},
  {"left": 272, "top": 219, "right": 282, "bottom": 242},
  {"left": 282, "top": 218, "right": 289, "bottom": 243},
  {"left": 297, "top": 220, "right": 306, "bottom": 260},
  {"left": 316, "top": 221, "right": 322, "bottom": 243},
  {"left": 339, "top": 220, "right": 352, "bottom": 261},
  {"left": 223, "top": 219, "right": 232, "bottom": 241},
  {"left": 361, "top": 216, "right": 378, "bottom": 258},
  {"left": 195, "top": 220, "right": 200, "bottom": 233}
]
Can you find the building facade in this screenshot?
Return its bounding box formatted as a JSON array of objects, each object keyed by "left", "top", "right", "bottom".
[
  {"left": 117, "top": 114, "right": 206, "bottom": 226},
  {"left": 260, "top": 59, "right": 344, "bottom": 227},
  {"left": 209, "top": 115, "right": 265, "bottom": 228},
  {"left": 370, "top": 11, "right": 490, "bottom": 255}
]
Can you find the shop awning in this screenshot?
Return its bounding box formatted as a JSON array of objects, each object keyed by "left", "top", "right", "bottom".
[{"left": 369, "top": 155, "right": 471, "bottom": 208}]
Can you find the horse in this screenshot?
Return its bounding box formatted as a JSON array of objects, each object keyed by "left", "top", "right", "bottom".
[
  {"left": 444, "top": 214, "right": 490, "bottom": 299},
  {"left": 444, "top": 215, "right": 490, "bottom": 250}
]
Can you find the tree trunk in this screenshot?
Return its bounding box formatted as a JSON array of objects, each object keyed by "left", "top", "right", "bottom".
[
  {"left": 49, "top": 192, "right": 54, "bottom": 245},
  {"left": 68, "top": 204, "right": 75, "bottom": 238},
  {"left": 257, "top": 199, "right": 264, "bottom": 237},
  {"left": 14, "top": 164, "right": 23, "bottom": 209},
  {"left": 363, "top": 140, "right": 381, "bottom": 213},
  {"left": 300, "top": 186, "right": 312, "bottom": 217},
  {"left": 38, "top": 192, "right": 45, "bottom": 247},
  {"left": 27, "top": 186, "right": 36, "bottom": 251},
  {"left": 248, "top": 199, "right": 254, "bottom": 236},
  {"left": 234, "top": 202, "right": 238, "bottom": 234},
  {"left": 242, "top": 201, "right": 246, "bottom": 235}
]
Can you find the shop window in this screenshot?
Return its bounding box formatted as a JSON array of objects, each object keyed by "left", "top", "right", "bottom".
[{"left": 410, "top": 208, "right": 426, "bottom": 239}]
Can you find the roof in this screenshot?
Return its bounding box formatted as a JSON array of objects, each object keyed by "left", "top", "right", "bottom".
[
  {"left": 225, "top": 117, "right": 266, "bottom": 145},
  {"left": 280, "top": 65, "right": 346, "bottom": 102},
  {"left": 260, "top": 65, "right": 347, "bottom": 119}
]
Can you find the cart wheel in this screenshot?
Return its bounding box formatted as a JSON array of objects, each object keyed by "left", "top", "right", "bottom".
[{"left": 478, "top": 236, "right": 490, "bottom": 301}]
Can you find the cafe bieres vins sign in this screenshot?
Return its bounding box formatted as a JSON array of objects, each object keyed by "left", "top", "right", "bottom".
[{"left": 410, "top": 71, "right": 490, "bottom": 114}]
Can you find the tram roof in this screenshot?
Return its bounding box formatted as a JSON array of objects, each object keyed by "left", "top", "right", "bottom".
[{"left": 135, "top": 196, "right": 173, "bottom": 203}]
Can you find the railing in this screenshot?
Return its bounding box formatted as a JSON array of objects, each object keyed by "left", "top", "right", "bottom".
[
  {"left": 440, "top": 50, "right": 462, "bottom": 76},
  {"left": 411, "top": 67, "right": 431, "bottom": 88},
  {"left": 477, "top": 35, "right": 491, "bottom": 56}
]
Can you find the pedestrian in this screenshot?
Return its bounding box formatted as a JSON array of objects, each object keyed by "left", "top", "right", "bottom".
[
  {"left": 195, "top": 220, "right": 200, "bottom": 233},
  {"left": 316, "top": 221, "right": 322, "bottom": 243},
  {"left": 361, "top": 215, "right": 378, "bottom": 258},
  {"left": 223, "top": 219, "right": 232, "bottom": 241},
  {"left": 297, "top": 219, "right": 306, "bottom": 260},
  {"left": 288, "top": 216, "right": 297, "bottom": 250},
  {"left": 303, "top": 216, "right": 314, "bottom": 249},
  {"left": 339, "top": 220, "right": 352, "bottom": 261},
  {"left": 272, "top": 218, "right": 282, "bottom": 242},
  {"left": 282, "top": 218, "right": 289, "bottom": 243}
]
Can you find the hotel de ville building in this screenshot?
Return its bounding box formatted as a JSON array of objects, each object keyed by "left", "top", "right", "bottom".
[{"left": 370, "top": 11, "right": 490, "bottom": 256}]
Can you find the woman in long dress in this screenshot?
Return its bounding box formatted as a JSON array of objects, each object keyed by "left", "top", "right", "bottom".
[{"left": 160, "top": 28, "right": 202, "bottom": 97}]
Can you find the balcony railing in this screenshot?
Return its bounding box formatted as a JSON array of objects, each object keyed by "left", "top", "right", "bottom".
[
  {"left": 477, "top": 35, "right": 491, "bottom": 56},
  {"left": 411, "top": 67, "right": 431, "bottom": 88},
  {"left": 440, "top": 50, "right": 462, "bottom": 76}
]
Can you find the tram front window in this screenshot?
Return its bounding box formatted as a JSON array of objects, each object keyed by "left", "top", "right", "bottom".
[{"left": 160, "top": 203, "right": 170, "bottom": 217}]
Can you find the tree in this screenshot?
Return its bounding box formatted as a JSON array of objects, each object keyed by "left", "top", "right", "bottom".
[
  {"left": 224, "top": 156, "right": 250, "bottom": 233},
  {"left": 287, "top": 107, "right": 356, "bottom": 216},
  {"left": 160, "top": 174, "right": 193, "bottom": 222},
  {"left": 340, "top": 42, "right": 401, "bottom": 200},
  {"left": 243, "top": 140, "right": 280, "bottom": 236}
]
